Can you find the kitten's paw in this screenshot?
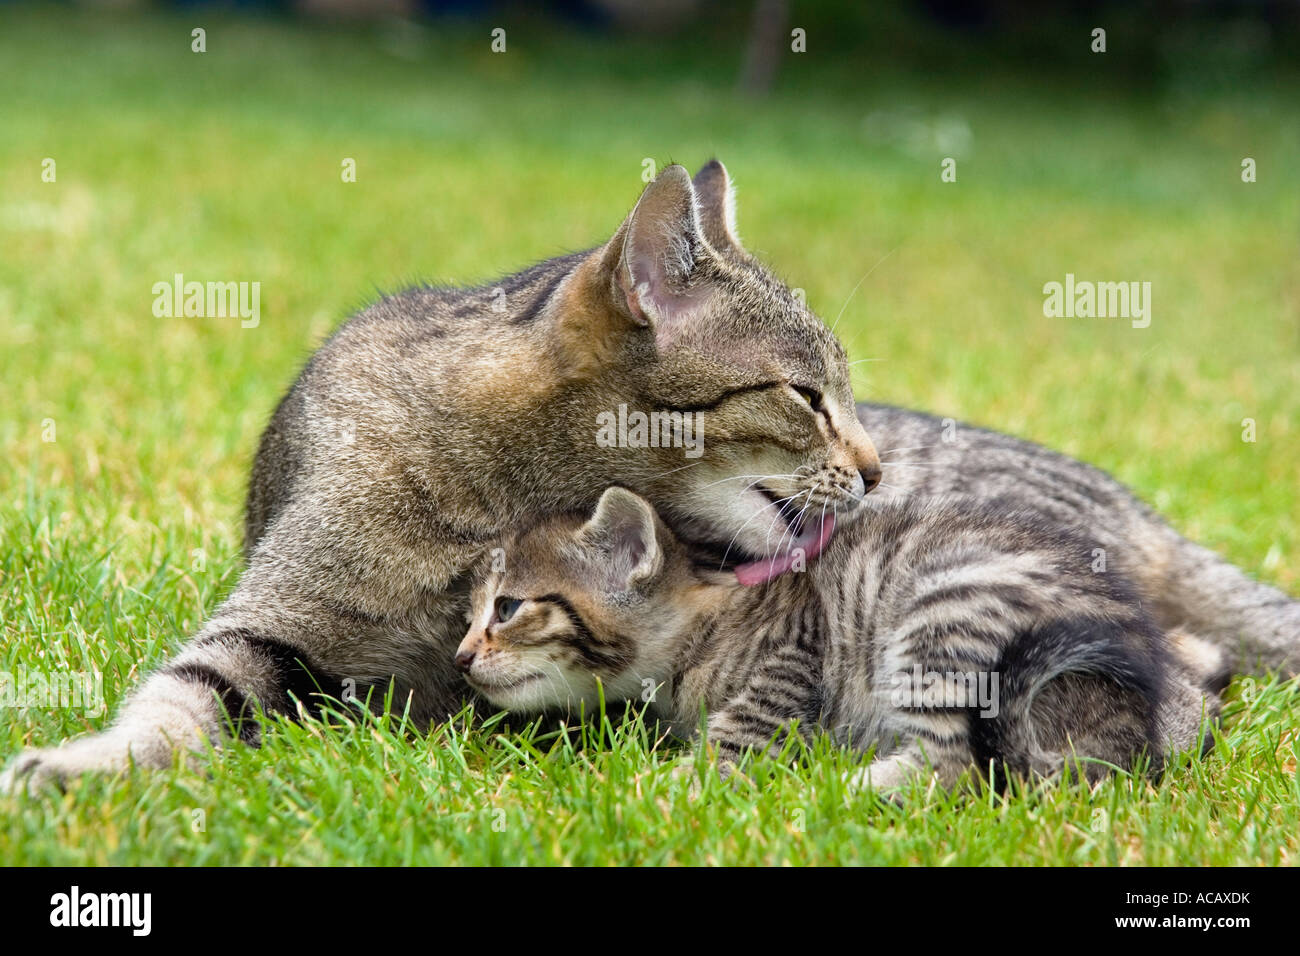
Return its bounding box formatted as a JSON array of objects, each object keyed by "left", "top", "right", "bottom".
[
  {"left": 670, "top": 754, "right": 750, "bottom": 797},
  {"left": 844, "top": 755, "right": 926, "bottom": 799},
  {"left": 670, "top": 756, "right": 705, "bottom": 798}
]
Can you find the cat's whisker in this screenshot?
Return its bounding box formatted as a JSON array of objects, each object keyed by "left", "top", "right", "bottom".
[
  {"left": 829, "top": 246, "right": 897, "bottom": 333},
  {"left": 716, "top": 498, "right": 784, "bottom": 571},
  {"left": 784, "top": 491, "right": 823, "bottom": 556},
  {"left": 772, "top": 503, "right": 808, "bottom": 559},
  {"left": 541, "top": 660, "right": 573, "bottom": 707},
  {"left": 876, "top": 445, "right": 939, "bottom": 456},
  {"left": 645, "top": 460, "right": 704, "bottom": 483},
  {"left": 757, "top": 490, "right": 813, "bottom": 560},
  {"left": 766, "top": 498, "right": 801, "bottom": 557},
  {"left": 771, "top": 487, "right": 819, "bottom": 559},
  {"left": 808, "top": 498, "right": 829, "bottom": 560},
  {"left": 721, "top": 489, "right": 810, "bottom": 571},
  {"left": 531, "top": 663, "right": 561, "bottom": 706},
  {"left": 783, "top": 492, "right": 819, "bottom": 554},
  {"left": 695, "top": 473, "right": 802, "bottom": 493},
  {"left": 541, "top": 658, "right": 582, "bottom": 716},
  {"left": 876, "top": 481, "right": 912, "bottom": 498},
  {"left": 695, "top": 473, "right": 768, "bottom": 488}
]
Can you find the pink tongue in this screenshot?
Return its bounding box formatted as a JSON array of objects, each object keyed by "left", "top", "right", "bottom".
[{"left": 734, "top": 512, "right": 837, "bottom": 587}]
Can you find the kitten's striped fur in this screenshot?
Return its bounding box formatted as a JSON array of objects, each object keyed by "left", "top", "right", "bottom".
[
  {"left": 5, "top": 158, "right": 1292, "bottom": 794},
  {"left": 856, "top": 404, "right": 1300, "bottom": 678},
  {"left": 460, "top": 488, "right": 1226, "bottom": 788}
]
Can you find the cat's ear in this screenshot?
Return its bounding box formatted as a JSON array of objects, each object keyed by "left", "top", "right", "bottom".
[
  {"left": 606, "top": 164, "right": 712, "bottom": 346},
  {"left": 579, "top": 487, "right": 663, "bottom": 591},
  {"left": 691, "top": 159, "right": 745, "bottom": 258}
]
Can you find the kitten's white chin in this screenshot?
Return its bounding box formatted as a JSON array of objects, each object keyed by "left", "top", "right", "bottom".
[{"left": 467, "top": 671, "right": 546, "bottom": 710}]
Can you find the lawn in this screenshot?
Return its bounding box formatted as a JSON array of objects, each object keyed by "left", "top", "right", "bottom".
[{"left": 1, "top": 5, "right": 1297, "bottom": 865}]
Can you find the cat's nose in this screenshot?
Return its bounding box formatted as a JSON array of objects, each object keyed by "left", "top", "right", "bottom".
[
  {"left": 845, "top": 420, "right": 881, "bottom": 497},
  {"left": 455, "top": 649, "right": 476, "bottom": 672}
]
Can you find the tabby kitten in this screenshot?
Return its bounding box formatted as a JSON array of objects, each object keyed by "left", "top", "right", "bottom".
[
  {"left": 459, "top": 488, "right": 1225, "bottom": 788},
  {"left": 856, "top": 403, "right": 1300, "bottom": 678}
]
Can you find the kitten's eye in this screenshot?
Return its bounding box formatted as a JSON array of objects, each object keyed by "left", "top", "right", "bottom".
[
  {"left": 793, "top": 386, "right": 823, "bottom": 412},
  {"left": 494, "top": 597, "right": 523, "bottom": 623}
]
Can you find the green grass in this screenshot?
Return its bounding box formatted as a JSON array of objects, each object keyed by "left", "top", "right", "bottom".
[{"left": 1, "top": 6, "right": 1297, "bottom": 865}]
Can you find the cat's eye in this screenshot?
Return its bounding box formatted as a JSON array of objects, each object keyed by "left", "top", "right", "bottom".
[
  {"left": 793, "top": 385, "right": 823, "bottom": 412},
  {"left": 494, "top": 597, "right": 523, "bottom": 623}
]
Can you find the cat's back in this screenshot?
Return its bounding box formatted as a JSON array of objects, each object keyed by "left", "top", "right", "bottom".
[
  {"left": 814, "top": 496, "right": 1159, "bottom": 749},
  {"left": 319, "top": 250, "right": 590, "bottom": 368},
  {"left": 819, "top": 498, "right": 1147, "bottom": 679},
  {"left": 244, "top": 251, "right": 590, "bottom": 550},
  {"left": 839, "top": 495, "right": 1139, "bottom": 619}
]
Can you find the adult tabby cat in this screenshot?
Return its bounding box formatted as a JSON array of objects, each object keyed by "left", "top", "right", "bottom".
[
  {"left": 3, "top": 162, "right": 882, "bottom": 791},
  {"left": 457, "top": 487, "right": 1227, "bottom": 787},
  {"left": 4, "top": 160, "right": 1294, "bottom": 792}
]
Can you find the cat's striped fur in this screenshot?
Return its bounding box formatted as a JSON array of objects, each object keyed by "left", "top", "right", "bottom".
[
  {"left": 5, "top": 158, "right": 1293, "bottom": 794},
  {"left": 2, "top": 161, "right": 883, "bottom": 792},
  {"left": 856, "top": 403, "right": 1300, "bottom": 678},
  {"left": 459, "top": 488, "right": 1227, "bottom": 788}
]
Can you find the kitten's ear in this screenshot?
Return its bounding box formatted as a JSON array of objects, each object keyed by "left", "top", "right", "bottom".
[
  {"left": 606, "top": 164, "right": 712, "bottom": 346},
  {"left": 579, "top": 488, "right": 663, "bottom": 591},
  {"left": 691, "top": 159, "right": 744, "bottom": 258}
]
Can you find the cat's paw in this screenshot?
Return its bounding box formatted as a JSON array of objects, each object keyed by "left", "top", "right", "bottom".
[
  {"left": 1, "top": 738, "right": 133, "bottom": 796},
  {"left": 844, "top": 755, "right": 926, "bottom": 799},
  {"left": 670, "top": 754, "right": 749, "bottom": 797},
  {"left": 1, "top": 749, "right": 73, "bottom": 796},
  {"left": 669, "top": 756, "right": 705, "bottom": 798}
]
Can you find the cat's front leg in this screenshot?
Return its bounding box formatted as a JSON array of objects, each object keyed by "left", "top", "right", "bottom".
[
  {"left": 692, "top": 633, "right": 823, "bottom": 778},
  {"left": 702, "top": 708, "right": 800, "bottom": 777},
  {"left": 1, "top": 622, "right": 331, "bottom": 794},
  {"left": 2, "top": 577, "right": 464, "bottom": 795},
  {"left": 697, "top": 688, "right": 816, "bottom": 778},
  {"left": 3, "top": 645, "right": 242, "bottom": 792},
  {"left": 669, "top": 709, "right": 801, "bottom": 789}
]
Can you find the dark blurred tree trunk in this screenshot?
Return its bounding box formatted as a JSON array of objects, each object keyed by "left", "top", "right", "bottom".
[{"left": 739, "top": 0, "right": 788, "bottom": 97}]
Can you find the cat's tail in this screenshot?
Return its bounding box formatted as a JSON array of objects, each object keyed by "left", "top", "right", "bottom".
[
  {"left": 1146, "top": 526, "right": 1300, "bottom": 678},
  {"left": 970, "top": 616, "right": 1167, "bottom": 785}
]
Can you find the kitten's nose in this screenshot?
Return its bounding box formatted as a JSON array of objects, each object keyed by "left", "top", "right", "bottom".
[
  {"left": 858, "top": 464, "right": 882, "bottom": 495},
  {"left": 455, "top": 649, "right": 476, "bottom": 673}
]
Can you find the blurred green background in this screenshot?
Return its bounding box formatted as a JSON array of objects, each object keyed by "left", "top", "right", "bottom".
[{"left": 0, "top": 1, "right": 1297, "bottom": 864}]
